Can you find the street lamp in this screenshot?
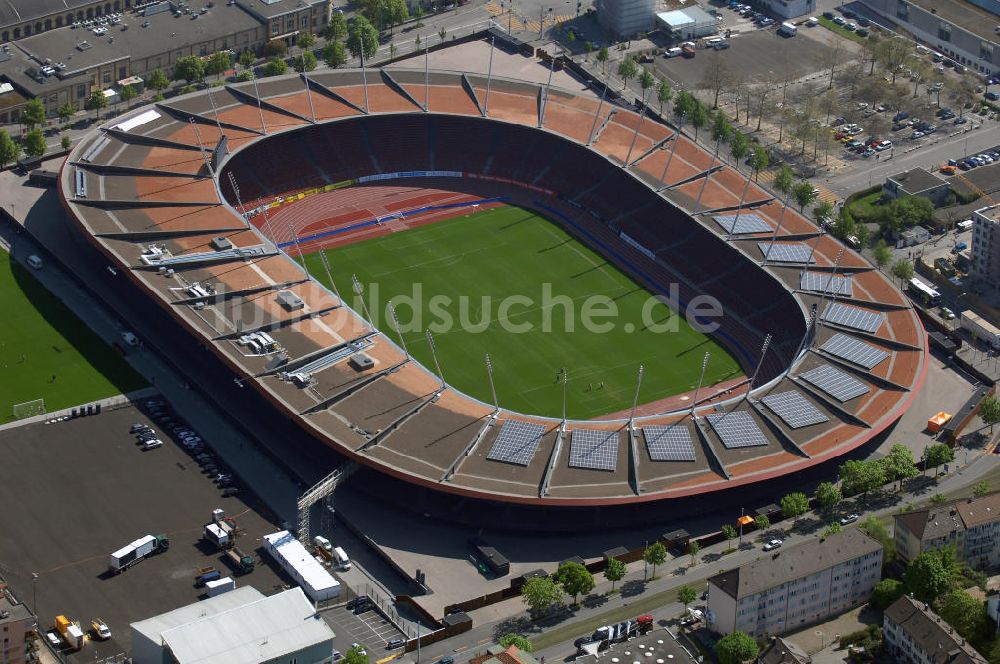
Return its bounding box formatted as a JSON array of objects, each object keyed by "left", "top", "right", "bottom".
[{"left": 31, "top": 572, "right": 38, "bottom": 617}]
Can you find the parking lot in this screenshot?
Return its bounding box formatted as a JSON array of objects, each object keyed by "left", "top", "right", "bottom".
[
  {"left": 323, "top": 602, "right": 407, "bottom": 657},
  {"left": 0, "top": 402, "right": 291, "bottom": 661}
]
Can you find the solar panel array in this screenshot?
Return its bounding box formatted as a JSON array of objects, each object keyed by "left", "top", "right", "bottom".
[
  {"left": 569, "top": 429, "right": 619, "bottom": 471},
  {"left": 756, "top": 242, "right": 815, "bottom": 263},
  {"left": 821, "top": 333, "right": 890, "bottom": 369},
  {"left": 800, "top": 272, "right": 854, "bottom": 296},
  {"left": 712, "top": 213, "right": 771, "bottom": 235},
  {"left": 706, "top": 411, "right": 769, "bottom": 449},
  {"left": 761, "top": 390, "right": 830, "bottom": 428},
  {"left": 643, "top": 424, "right": 696, "bottom": 461},
  {"left": 822, "top": 302, "right": 885, "bottom": 334},
  {"left": 799, "top": 364, "right": 870, "bottom": 402},
  {"left": 487, "top": 420, "right": 546, "bottom": 466}
]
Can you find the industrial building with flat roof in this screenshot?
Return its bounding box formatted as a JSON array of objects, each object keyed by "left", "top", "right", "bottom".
[
  {"left": 130, "top": 586, "right": 336, "bottom": 664},
  {"left": 706, "top": 529, "right": 883, "bottom": 636},
  {"left": 893, "top": 491, "right": 1000, "bottom": 569},
  {"left": 0, "top": 587, "right": 35, "bottom": 664},
  {"left": 655, "top": 7, "right": 719, "bottom": 40},
  {"left": 971, "top": 205, "right": 1000, "bottom": 291}
]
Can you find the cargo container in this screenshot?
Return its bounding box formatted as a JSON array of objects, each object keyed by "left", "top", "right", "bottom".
[
  {"left": 108, "top": 534, "right": 169, "bottom": 574},
  {"left": 263, "top": 530, "right": 341, "bottom": 602},
  {"left": 468, "top": 537, "right": 510, "bottom": 576},
  {"left": 962, "top": 310, "right": 1000, "bottom": 348},
  {"left": 205, "top": 576, "right": 236, "bottom": 597},
  {"left": 195, "top": 569, "right": 222, "bottom": 587},
  {"left": 55, "top": 615, "right": 85, "bottom": 651}
]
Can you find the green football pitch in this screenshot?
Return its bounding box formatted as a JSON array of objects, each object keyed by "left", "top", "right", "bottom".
[
  {"left": 0, "top": 253, "right": 147, "bottom": 423},
  {"left": 305, "top": 205, "right": 743, "bottom": 419}
]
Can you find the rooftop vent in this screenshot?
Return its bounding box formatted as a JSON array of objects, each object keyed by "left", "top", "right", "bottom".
[
  {"left": 349, "top": 354, "right": 374, "bottom": 371},
  {"left": 276, "top": 290, "right": 304, "bottom": 311},
  {"left": 77, "top": 41, "right": 92, "bottom": 51},
  {"left": 210, "top": 236, "right": 233, "bottom": 251}
]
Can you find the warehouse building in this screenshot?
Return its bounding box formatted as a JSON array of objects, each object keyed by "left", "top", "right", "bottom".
[
  {"left": 655, "top": 7, "right": 719, "bottom": 40},
  {"left": 130, "top": 586, "right": 336, "bottom": 664}
]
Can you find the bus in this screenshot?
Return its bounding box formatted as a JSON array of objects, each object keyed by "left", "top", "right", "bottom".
[{"left": 908, "top": 277, "right": 941, "bottom": 306}]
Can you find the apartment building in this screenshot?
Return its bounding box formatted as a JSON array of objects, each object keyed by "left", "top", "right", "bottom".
[
  {"left": 236, "top": 0, "right": 330, "bottom": 44},
  {"left": 883, "top": 596, "right": 987, "bottom": 664},
  {"left": 706, "top": 530, "right": 883, "bottom": 637},
  {"left": 970, "top": 205, "right": 1000, "bottom": 290},
  {"left": 0, "top": 589, "right": 35, "bottom": 664},
  {"left": 894, "top": 492, "right": 1000, "bottom": 569}
]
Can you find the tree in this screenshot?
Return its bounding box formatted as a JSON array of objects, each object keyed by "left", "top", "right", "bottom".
[
  {"left": 754, "top": 514, "right": 770, "bottom": 533},
  {"left": 870, "top": 578, "right": 905, "bottom": 609},
  {"left": 172, "top": 55, "right": 205, "bottom": 83},
  {"left": 263, "top": 58, "right": 288, "bottom": 77},
  {"left": 389, "top": 42, "right": 397, "bottom": 59},
  {"left": 438, "top": 27, "right": 447, "bottom": 43},
  {"left": 324, "top": 42, "right": 347, "bottom": 68},
  {"left": 414, "top": 34, "right": 421, "bottom": 50},
  {"left": 21, "top": 98, "right": 46, "bottom": 130},
  {"left": 979, "top": 394, "right": 1000, "bottom": 434},
  {"left": 973, "top": 481, "right": 990, "bottom": 498},
  {"left": 890, "top": 258, "right": 914, "bottom": 287},
  {"left": 677, "top": 585, "right": 697, "bottom": 611},
  {"left": 147, "top": 68, "right": 170, "bottom": 94},
  {"left": 873, "top": 239, "right": 892, "bottom": 271},
  {"left": 715, "top": 632, "right": 758, "bottom": 664},
  {"left": 781, "top": 492, "right": 810, "bottom": 525},
  {"left": 700, "top": 51, "right": 732, "bottom": 108},
  {"left": 603, "top": 557, "right": 626, "bottom": 591},
  {"left": 729, "top": 132, "right": 749, "bottom": 171},
  {"left": 347, "top": 16, "right": 380, "bottom": 60},
  {"left": 814, "top": 481, "right": 842, "bottom": 511},
  {"left": 61, "top": 135, "right": 71, "bottom": 151},
  {"left": 22, "top": 128, "right": 46, "bottom": 157},
  {"left": 617, "top": 55, "right": 638, "bottom": 89},
  {"left": 924, "top": 443, "right": 955, "bottom": 477},
  {"left": 554, "top": 561, "right": 594, "bottom": 605},
  {"left": 720, "top": 524, "right": 737, "bottom": 548},
  {"left": 688, "top": 540, "right": 700, "bottom": 566},
  {"left": 521, "top": 576, "right": 563, "bottom": 616},
  {"left": 931, "top": 493, "right": 948, "bottom": 505},
  {"left": 936, "top": 590, "right": 992, "bottom": 645},
  {"left": 904, "top": 550, "right": 955, "bottom": 603},
  {"left": 822, "top": 523, "right": 841, "bottom": 536},
  {"left": 57, "top": 102, "right": 75, "bottom": 125},
  {"left": 990, "top": 639, "right": 1000, "bottom": 664},
  {"left": 205, "top": 51, "right": 232, "bottom": 81},
  {"left": 596, "top": 46, "right": 609, "bottom": 75},
  {"left": 638, "top": 68, "right": 655, "bottom": 104},
  {"left": 774, "top": 163, "right": 795, "bottom": 198},
  {"left": 750, "top": 144, "right": 768, "bottom": 182},
  {"left": 238, "top": 49, "right": 256, "bottom": 68},
  {"left": 711, "top": 111, "right": 732, "bottom": 145},
  {"left": 84, "top": 89, "right": 108, "bottom": 120},
  {"left": 859, "top": 516, "right": 896, "bottom": 563},
  {"left": 673, "top": 90, "right": 695, "bottom": 122},
  {"left": 792, "top": 180, "right": 818, "bottom": 212},
  {"left": 117, "top": 84, "right": 137, "bottom": 111},
  {"left": 882, "top": 444, "right": 919, "bottom": 491},
  {"left": 823, "top": 39, "right": 846, "bottom": 90},
  {"left": 262, "top": 40, "right": 288, "bottom": 58},
  {"left": 840, "top": 459, "right": 886, "bottom": 497},
  {"left": 656, "top": 79, "right": 672, "bottom": 115},
  {"left": 643, "top": 541, "right": 667, "bottom": 579},
  {"left": 345, "top": 645, "right": 369, "bottom": 664},
  {"left": 689, "top": 100, "right": 708, "bottom": 139},
  {"left": 498, "top": 634, "right": 534, "bottom": 653},
  {"left": 813, "top": 200, "right": 835, "bottom": 226},
  {"left": 295, "top": 51, "right": 318, "bottom": 72},
  {"left": 324, "top": 11, "right": 348, "bottom": 41},
  {"left": 297, "top": 31, "right": 316, "bottom": 51},
  {"left": 0, "top": 129, "right": 18, "bottom": 167}
]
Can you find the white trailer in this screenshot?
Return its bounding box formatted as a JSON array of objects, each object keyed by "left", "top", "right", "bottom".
[
  {"left": 108, "top": 534, "right": 169, "bottom": 574},
  {"left": 962, "top": 311, "right": 1000, "bottom": 348},
  {"left": 263, "top": 531, "right": 341, "bottom": 602},
  {"left": 205, "top": 576, "right": 236, "bottom": 597},
  {"left": 778, "top": 22, "right": 797, "bottom": 36}
]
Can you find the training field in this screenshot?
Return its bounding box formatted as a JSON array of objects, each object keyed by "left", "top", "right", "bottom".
[
  {"left": 0, "top": 254, "right": 146, "bottom": 423},
  {"left": 307, "top": 205, "right": 742, "bottom": 419}
]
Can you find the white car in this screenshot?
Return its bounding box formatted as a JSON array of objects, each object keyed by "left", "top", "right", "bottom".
[
  {"left": 940, "top": 307, "right": 956, "bottom": 320},
  {"left": 143, "top": 439, "right": 163, "bottom": 450},
  {"left": 762, "top": 538, "right": 783, "bottom": 551}
]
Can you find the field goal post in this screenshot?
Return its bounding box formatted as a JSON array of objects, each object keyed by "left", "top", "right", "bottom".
[
  {"left": 375, "top": 211, "right": 404, "bottom": 226},
  {"left": 12, "top": 398, "right": 46, "bottom": 420}
]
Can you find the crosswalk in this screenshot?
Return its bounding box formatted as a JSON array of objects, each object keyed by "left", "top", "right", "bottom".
[
  {"left": 485, "top": 1, "right": 573, "bottom": 33},
  {"left": 754, "top": 169, "right": 839, "bottom": 206}
]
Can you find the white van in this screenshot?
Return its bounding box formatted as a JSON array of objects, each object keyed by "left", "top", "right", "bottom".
[
  {"left": 957, "top": 219, "right": 974, "bottom": 232},
  {"left": 314, "top": 535, "right": 333, "bottom": 553},
  {"left": 704, "top": 36, "right": 724, "bottom": 47},
  {"left": 664, "top": 47, "right": 682, "bottom": 58},
  {"left": 26, "top": 255, "right": 43, "bottom": 270},
  {"left": 332, "top": 546, "right": 351, "bottom": 570}
]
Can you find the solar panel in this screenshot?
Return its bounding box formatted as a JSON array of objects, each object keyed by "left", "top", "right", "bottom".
[
  {"left": 569, "top": 429, "right": 619, "bottom": 471},
  {"left": 712, "top": 213, "right": 771, "bottom": 234},
  {"left": 487, "top": 420, "right": 546, "bottom": 466},
  {"left": 800, "top": 272, "right": 853, "bottom": 296},
  {"left": 643, "top": 424, "right": 696, "bottom": 461},
  {"left": 705, "top": 411, "right": 769, "bottom": 449},
  {"left": 761, "top": 390, "right": 830, "bottom": 428},
  {"left": 821, "top": 302, "right": 885, "bottom": 333},
  {"left": 757, "top": 242, "right": 815, "bottom": 263},
  {"left": 820, "top": 333, "right": 889, "bottom": 369},
  {"left": 799, "top": 364, "right": 870, "bottom": 402}
]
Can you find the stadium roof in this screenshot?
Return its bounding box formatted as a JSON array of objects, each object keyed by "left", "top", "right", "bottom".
[{"left": 60, "top": 68, "right": 926, "bottom": 507}]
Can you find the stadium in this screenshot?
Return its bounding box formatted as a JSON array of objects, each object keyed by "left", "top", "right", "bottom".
[{"left": 59, "top": 65, "right": 927, "bottom": 518}]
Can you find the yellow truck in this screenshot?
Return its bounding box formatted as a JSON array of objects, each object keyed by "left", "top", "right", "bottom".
[{"left": 55, "top": 615, "right": 85, "bottom": 651}]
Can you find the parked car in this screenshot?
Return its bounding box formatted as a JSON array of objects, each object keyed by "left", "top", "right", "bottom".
[
  {"left": 386, "top": 639, "right": 406, "bottom": 650},
  {"left": 221, "top": 487, "right": 240, "bottom": 497},
  {"left": 940, "top": 307, "right": 956, "bottom": 320},
  {"left": 839, "top": 513, "right": 860, "bottom": 525},
  {"left": 763, "top": 538, "right": 783, "bottom": 551}
]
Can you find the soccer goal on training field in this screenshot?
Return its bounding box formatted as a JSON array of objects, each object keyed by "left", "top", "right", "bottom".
[{"left": 12, "top": 398, "right": 46, "bottom": 420}]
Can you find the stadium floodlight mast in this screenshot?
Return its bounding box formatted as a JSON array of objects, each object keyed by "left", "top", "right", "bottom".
[
  {"left": 250, "top": 67, "right": 267, "bottom": 135},
  {"left": 258, "top": 201, "right": 278, "bottom": 249},
  {"left": 694, "top": 134, "right": 724, "bottom": 212},
  {"left": 794, "top": 303, "right": 820, "bottom": 357},
  {"left": 317, "top": 249, "right": 341, "bottom": 300},
  {"left": 483, "top": 36, "right": 495, "bottom": 117},
  {"left": 747, "top": 333, "right": 772, "bottom": 389},
  {"left": 816, "top": 246, "right": 846, "bottom": 312},
  {"left": 538, "top": 51, "right": 555, "bottom": 128},
  {"left": 485, "top": 353, "right": 500, "bottom": 415},
  {"left": 726, "top": 158, "right": 757, "bottom": 242},
  {"left": 761, "top": 190, "right": 794, "bottom": 265},
  {"left": 188, "top": 117, "right": 214, "bottom": 176},
  {"left": 690, "top": 351, "right": 710, "bottom": 417},
  {"left": 424, "top": 44, "right": 430, "bottom": 112},
  {"left": 623, "top": 103, "right": 646, "bottom": 167},
  {"left": 801, "top": 230, "right": 827, "bottom": 280},
  {"left": 206, "top": 86, "right": 226, "bottom": 137},
  {"left": 301, "top": 62, "right": 317, "bottom": 123},
  {"left": 387, "top": 301, "right": 410, "bottom": 359},
  {"left": 586, "top": 80, "right": 608, "bottom": 146},
  {"left": 292, "top": 230, "right": 309, "bottom": 277},
  {"left": 658, "top": 115, "right": 686, "bottom": 191},
  {"left": 560, "top": 366, "right": 568, "bottom": 428},
  {"left": 425, "top": 329, "right": 446, "bottom": 389},
  {"left": 628, "top": 363, "right": 645, "bottom": 431},
  {"left": 351, "top": 274, "right": 376, "bottom": 331},
  {"left": 359, "top": 36, "right": 370, "bottom": 114},
  {"left": 226, "top": 171, "right": 250, "bottom": 228}
]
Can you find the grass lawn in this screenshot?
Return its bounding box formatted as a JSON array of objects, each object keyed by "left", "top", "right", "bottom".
[
  {"left": 0, "top": 253, "right": 147, "bottom": 423},
  {"left": 818, "top": 17, "right": 868, "bottom": 44},
  {"left": 847, "top": 190, "right": 885, "bottom": 220},
  {"left": 308, "top": 205, "right": 742, "bottom": 420}
]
